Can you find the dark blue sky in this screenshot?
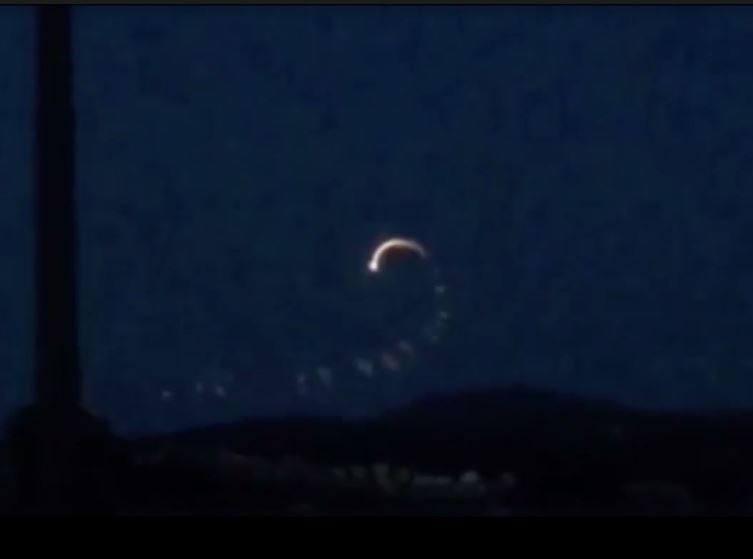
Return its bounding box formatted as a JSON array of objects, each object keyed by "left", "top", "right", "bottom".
[{"left": 4, "top": 6, "right": 753, "bottom": 435}]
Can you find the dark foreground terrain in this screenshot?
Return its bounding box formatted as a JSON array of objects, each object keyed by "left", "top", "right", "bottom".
[{"left": 3, "top": 387, "right": 753, "bottom": 515}]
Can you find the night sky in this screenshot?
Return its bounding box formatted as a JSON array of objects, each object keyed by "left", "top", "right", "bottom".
[{"left": 3, "top": 6, "right": 753, "bottom": 435}]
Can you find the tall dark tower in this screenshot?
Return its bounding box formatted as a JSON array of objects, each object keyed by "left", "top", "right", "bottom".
[
  {"left": 8, "top": 5, "right": 112, "bottom": 514},
  {"left": 35, "top": 3, "right": 80, "bottom": 410}
]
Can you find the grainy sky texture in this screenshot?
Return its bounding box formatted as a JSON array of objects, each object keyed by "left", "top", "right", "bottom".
[
  {"left": 4, "top": 6, "right": 753, "bottom": 435},
  {"left": 0, "top": 8, "right": 34, "bottom": 430}
]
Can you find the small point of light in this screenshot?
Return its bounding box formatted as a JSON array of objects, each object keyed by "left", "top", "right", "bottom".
[
  {"left": 397, "top": 340, "right": 415, "bottom": 356},
  {"left": 380, "top": 352, "right": 401, "bottom": 372},
  {"left": 317, "top": 366, "right": 333, "bottom": 386},
  {"left": 355, "top": 357, "right": 374, "bottom": 377}
]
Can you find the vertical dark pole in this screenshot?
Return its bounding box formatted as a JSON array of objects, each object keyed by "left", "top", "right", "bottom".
[
  {"left": 34, "top": 5, "right": 80, "bottom": 410},
  {"left": 8, "top": 4, "right": 114, "bottom": 515},
  {"left": 7, "top": 4, "right": 84, "bottom": 513}
]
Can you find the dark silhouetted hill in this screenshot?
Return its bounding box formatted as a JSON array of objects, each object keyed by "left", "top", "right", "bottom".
[{"left": 123, "top": 386, "right": 753, "bottom": 514}]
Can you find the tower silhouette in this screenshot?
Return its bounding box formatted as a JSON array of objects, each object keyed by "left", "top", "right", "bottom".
[{"left": 8, "top": 5, "right": 112, "bottom": 514}]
